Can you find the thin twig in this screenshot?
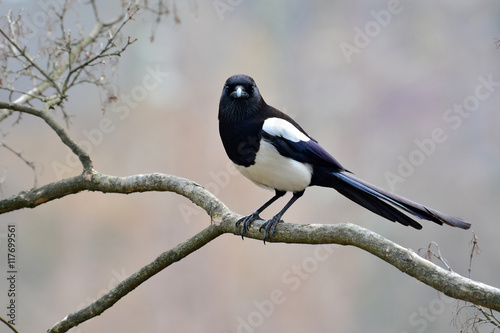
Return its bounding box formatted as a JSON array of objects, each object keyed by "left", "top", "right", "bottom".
[
  {"left": 90, "top": 0, "right": 102, "bottom": 23},
  {"left": 419, "top": 241, "right": 452, "bottom": 271},
  {"left": 468, "top": 232, "right": 480, "bottom": 279},
  {"left": 0, "top": 316, "right": 18, "bottom": 333},
  {"left": 60, "top": 6, "right": 138, "bottom": 93},
  {"left": 0, "top": 28, "right": 63, "bottom": 96},
  {"left": 0, "top": 10, "right": 126, "bottom": 122},
  {"left": 0, "top": 87, "right": 47, "bottom": 102},
  {"left": 62, "top": 36, "right": 136, "bottom": 92},
  {"left": 0, "top": 101, "right": 93, "bottom": 171},
  {"left": 0, "top": 141, "right": 37, "bottom": 187}
]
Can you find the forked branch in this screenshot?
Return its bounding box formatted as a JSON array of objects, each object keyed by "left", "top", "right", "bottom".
[{"left": 0, "top": 171, "right": 497, "bottom": 332}]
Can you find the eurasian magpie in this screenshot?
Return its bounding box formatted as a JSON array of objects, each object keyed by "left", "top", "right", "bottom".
[{"left": 218, "top": 74, "right": 471, "bottom": 242}]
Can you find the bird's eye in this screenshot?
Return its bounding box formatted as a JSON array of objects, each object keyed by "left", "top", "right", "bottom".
[{"left": 224, "top": 85, "right": 229, "bottom": 91}]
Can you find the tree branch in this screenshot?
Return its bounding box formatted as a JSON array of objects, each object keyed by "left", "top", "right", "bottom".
[
  {"left": 0, "top": 172, "right": 228, "bottom": 215},
  {"left": 0, "top": 315, "right": 18, "bottom": 333},
  {"left": 0, "top": 6, "right": 128, "bottom": 122},
  {"left": 48, "top": 222, "right": 225, "bottom": 333},
  {"left": 0, "top": 28, "right": 63, "bottom": 96},
  {"left": 0, "top": 19, "right": 100, "bottom": 121},
  {"left": 49, "top": 220, "right": 500, "bottom": 332},
  {"left": 0, "top": 101, "right": 92, "bottom": 172},
  {"left": 0, "top": 171, "right": 497, "bottom": 332}
]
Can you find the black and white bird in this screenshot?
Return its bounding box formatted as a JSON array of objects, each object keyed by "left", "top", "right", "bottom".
[{"left": 218, "top": 74, "right": 471, "bottom": 242}]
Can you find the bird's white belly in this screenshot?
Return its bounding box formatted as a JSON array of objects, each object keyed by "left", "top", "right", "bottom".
[{"left": 235, "top": 140, "right": 312, "bottom": 192}]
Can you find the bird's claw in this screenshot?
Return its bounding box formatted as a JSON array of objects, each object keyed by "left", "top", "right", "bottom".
[
  {"left": 259, "top": 216, "right": 283, "bottom": 244},
  {"left": 236, "top": 212, "right": 263, "bottom": 239}
]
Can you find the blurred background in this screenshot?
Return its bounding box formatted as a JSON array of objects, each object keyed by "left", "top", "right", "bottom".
[{"left": 0, "top": 1, "right": 499, "bottom": 332}]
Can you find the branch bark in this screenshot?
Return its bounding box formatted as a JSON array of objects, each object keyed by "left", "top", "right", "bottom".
[
  {"left": 0, "top": 171, "right": 497, "bottom": 332},
  {"left": 0, "top": 102, "right": 93, "bottom": 171}
]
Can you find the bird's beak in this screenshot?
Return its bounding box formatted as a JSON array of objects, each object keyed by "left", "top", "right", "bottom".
[{"left": 230, "top": 85, "right": 249, "bottom": 99}]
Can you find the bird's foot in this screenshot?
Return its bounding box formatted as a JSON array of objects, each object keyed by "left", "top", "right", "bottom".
[
  {"left": 236, "top": 212, "right": 264, "bottom": 239},
  {"left": 259, "top": 215, "right": 283, "bottom": 244}
]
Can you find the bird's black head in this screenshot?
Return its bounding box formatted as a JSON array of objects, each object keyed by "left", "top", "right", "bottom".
[{"left": 218, "top": 74, "right": 263, "bottom": 121}]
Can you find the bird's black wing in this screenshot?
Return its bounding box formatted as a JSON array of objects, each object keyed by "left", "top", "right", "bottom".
[{"left": 260, "top": 117, "right": 346, "bottom": 172}]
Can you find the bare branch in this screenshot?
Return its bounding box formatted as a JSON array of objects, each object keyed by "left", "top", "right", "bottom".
[
  {"left": 0, "top": 86, "right": 47, "bottom": 103},
  {"left": 454, "top": 302, "right": 500, "bottom": 332},
  {"left": 475, "top": 306, "right": 500, "bottom": 328},
  {"left": 0, "top": 6, "right": 129, "bottom": 122},
  {"left": 0, "top": 140, "right": 37, "bottom": 188},
  {"left": 0, "top": 171, "right": 499, "bottom": 332},
  {"left": 62, "top": 35, "right": 137, "bottom": 93},
  {"left": 0, "top": 28, "right": 63, "bottom": 96},
  {"left": 451, "top": 232, "right": 499, "bottom": 332},
  {"left": 419, "top": 241, "right": 452, "bottom": 271},
  {"left": 0, "top": 172, "right": 226, "bottom": 215},
  {"left": 0, "top": 101, "right": 93, "bottom": 171},
  {"left": 468, "top": 232, "right": 480, "bottom": 279},
  {"left": 0, "top": 316, "right": 18, "bottom": 333},
  {"left": 60, "top": 6, "right": 138, "bottom": 95},
  {"left": 90, "top": 0, "right": 102, "bottom": 23},
  {"left": 48, "top": 221, "right": 224, "bottom": 333}
]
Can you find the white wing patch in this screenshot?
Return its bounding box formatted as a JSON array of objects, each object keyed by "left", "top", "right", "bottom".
[{"left": 262, "top": 117, "right": 310, "bottom": 143}]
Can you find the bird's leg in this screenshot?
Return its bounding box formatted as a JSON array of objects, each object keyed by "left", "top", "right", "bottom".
[
  {"left": 236, "top": 190, "right": 286, "bottom": 239},
  {"left": 260, "top": 190, "right": 305, "bottom": 243}
]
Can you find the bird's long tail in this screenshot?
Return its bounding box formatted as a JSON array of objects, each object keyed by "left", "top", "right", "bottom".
[{"left": 323, "top": 171, "right": 471, "bottom": 230}]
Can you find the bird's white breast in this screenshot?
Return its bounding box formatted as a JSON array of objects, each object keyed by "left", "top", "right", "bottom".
[{"left": 235, "top": 140, "right": 312, "bottom": 192}]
